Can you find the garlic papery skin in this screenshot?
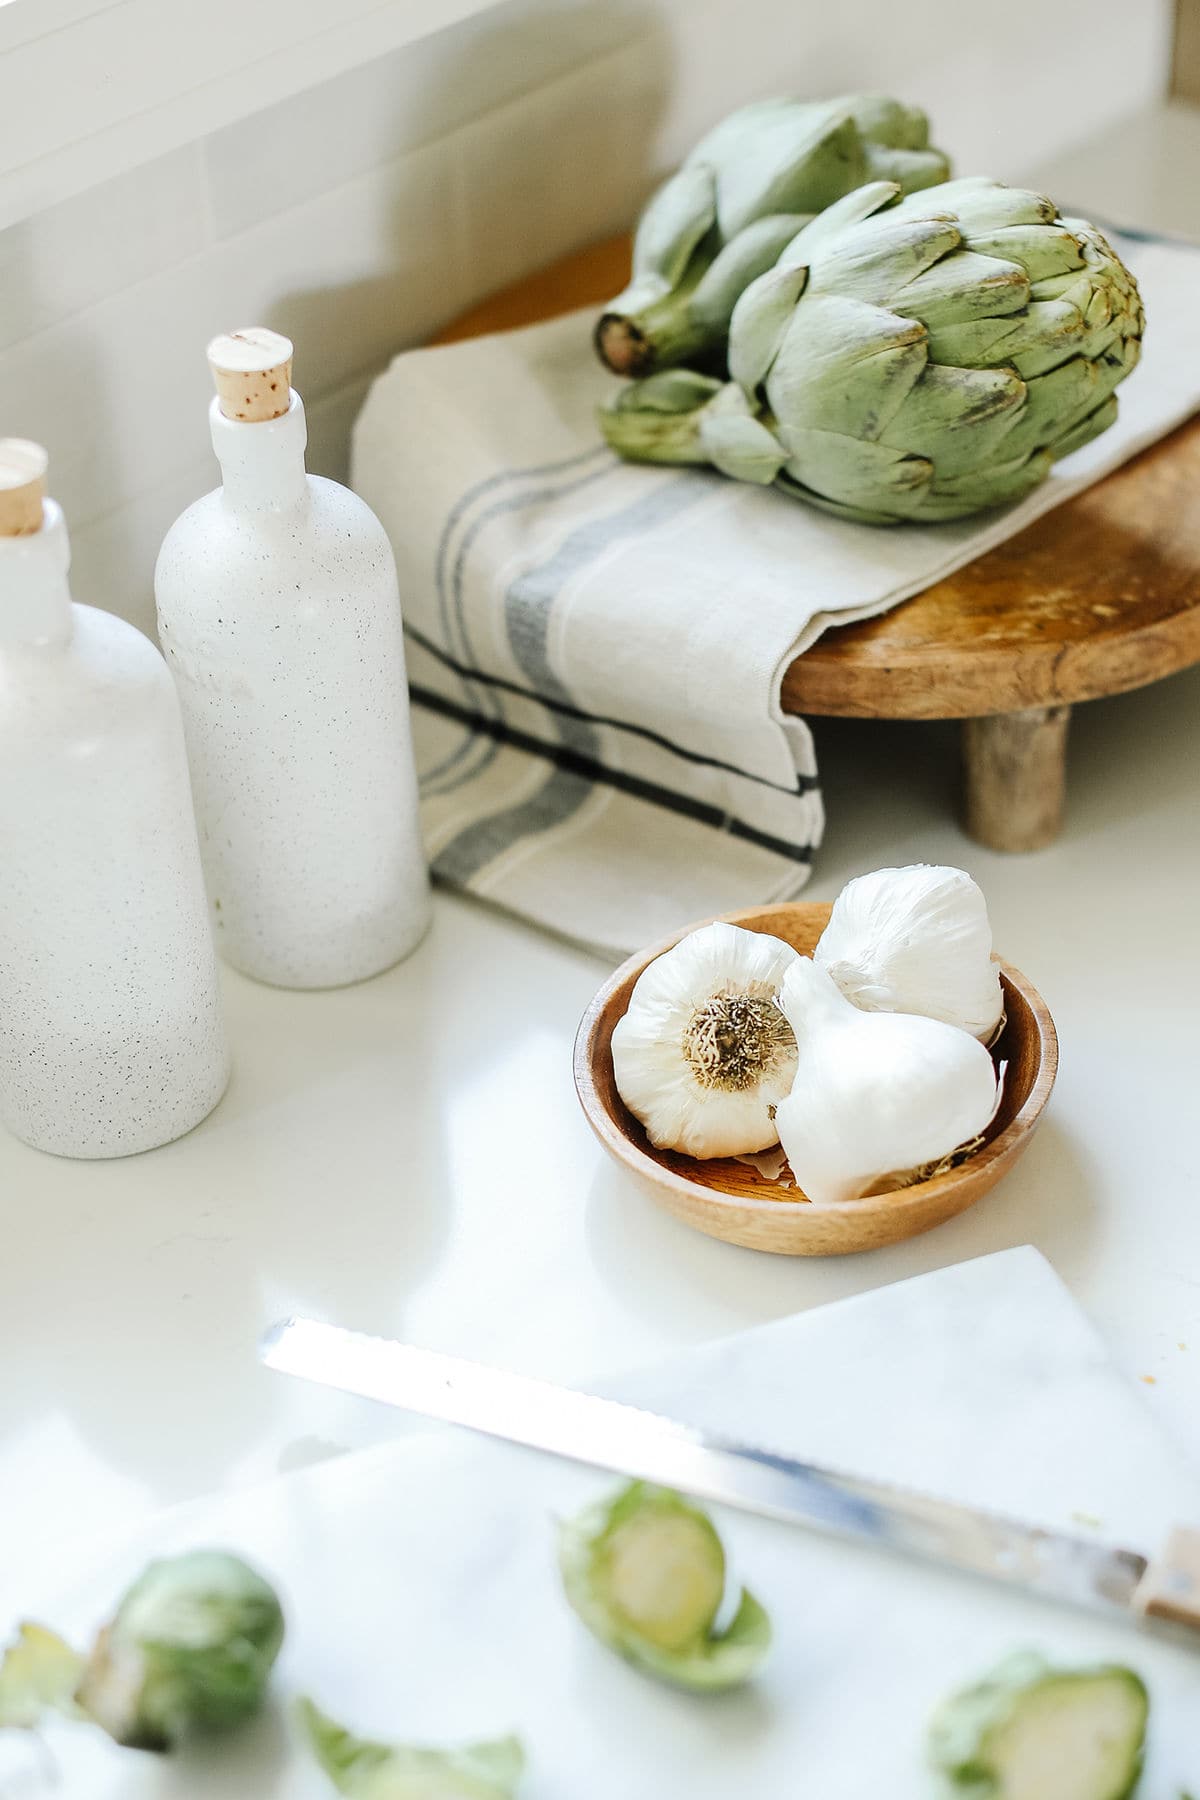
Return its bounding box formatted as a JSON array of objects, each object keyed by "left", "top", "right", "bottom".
[
  {"left": 814, "top": 864, "right": 1004, "bottom": 1043},
  {"left": 774, "top": 958, "right": 1000, "bottom": 1206},
  {"left": 611, "top": 922, "right": 799, "bottom": 1158}
]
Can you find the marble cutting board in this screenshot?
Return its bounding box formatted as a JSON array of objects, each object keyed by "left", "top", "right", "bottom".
[{"left": 2, "top": 1245, "right": 1198, "bottom": 1796}]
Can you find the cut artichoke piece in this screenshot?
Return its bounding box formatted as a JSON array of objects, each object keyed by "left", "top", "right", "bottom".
[
  {"left": 558, "top": 1481, "right": 770, "bottom": 1691},
  {"left": 601, "top": 176, "right": 1144, "bottom": 523},
  {"left": 299, "top": 1698, "right": 524, "bottom": 1799},
  {"left": 75, "top": 1550, "right": 285, "bottom": 1751},
  {"left": 596, "top": 96, "right": 949, "bottom": 375},
  {"left": 928, "top": 1653, "right": 1149, "bottom": 1800}
]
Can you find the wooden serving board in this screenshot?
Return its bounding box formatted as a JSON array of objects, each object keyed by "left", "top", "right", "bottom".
[{"left": 432, "top": 234, "right": 1200, "bottom": 853}]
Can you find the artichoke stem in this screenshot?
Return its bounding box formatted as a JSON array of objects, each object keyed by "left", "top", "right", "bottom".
[
  {"left": 596, "top": 292, "right": 716, "bottom": 378},
  {"left": 598, "top": 403, "right": 710, "bottom": 468}
]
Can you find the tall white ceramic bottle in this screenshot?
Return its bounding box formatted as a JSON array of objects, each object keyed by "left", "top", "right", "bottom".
[
  {"left": 154, "top": 329, "right": 430, "bottom": 989},
  {"left": 0, "top": 441, "right": 230, "bottom": 1158}
]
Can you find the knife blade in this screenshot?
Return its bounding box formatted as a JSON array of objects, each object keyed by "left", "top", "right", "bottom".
[{"left": 261, "top": 1316, "right": 1200, "bottom": 1648}]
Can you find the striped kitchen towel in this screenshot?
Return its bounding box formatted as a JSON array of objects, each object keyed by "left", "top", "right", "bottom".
[{"left": 352, "top": 236, "right": 1200, "bottom": 958}]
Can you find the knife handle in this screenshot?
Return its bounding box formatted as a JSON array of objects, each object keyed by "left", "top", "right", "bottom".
[{"left": 1136, "top": 1527, "right": 1200, "bottom": 1631}]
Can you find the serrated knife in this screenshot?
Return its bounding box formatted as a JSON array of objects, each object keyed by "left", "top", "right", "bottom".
[{"left": 261, "top": 1317, "right": 1200, "bottom": 1649}]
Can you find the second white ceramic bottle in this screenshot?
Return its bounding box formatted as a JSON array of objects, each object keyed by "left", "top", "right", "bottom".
[{"left": 155, "top": 330, "right": 430, "bottom": 989}]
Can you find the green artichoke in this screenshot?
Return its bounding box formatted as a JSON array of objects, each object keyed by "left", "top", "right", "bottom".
[
  {"left": 596, "top": 95, "right": 950, "bottom": 377},
  {"left": 299, "top": 1697, "right": 525, "bottom": 1799},
  {"left": 74, "top": 1549, "right": 285, "bottom": 1751},
  {"left": 558, "top": 1480, "right": 771, "bottom": 1691},
  {"left": 600, "top": 176, "right": 1144, "bottom": 524}
]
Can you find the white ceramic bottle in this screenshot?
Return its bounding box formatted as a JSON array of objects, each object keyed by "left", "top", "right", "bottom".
[
  {"left": 0, "top": 441, "right": 230, "bottom": 1158},
  {"left": 154, "top": 329, "right": 430, "bottom": 989}
]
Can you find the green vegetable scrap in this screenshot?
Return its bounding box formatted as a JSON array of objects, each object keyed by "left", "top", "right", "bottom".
[
  {"left": 928, "top": 1651, "right": 1149, "bottom": 1800},
  {"left": 558, "top": 1480, "right": 771, "bottom": 1691},
  {"left": 596, "top": 95, "right": 950, "bottom": 377},
  {"left": 600, "top": 176, "right": 1144, "bottom": 524},
  {"left": 0, "top": 1622, "right": 83, "bottom": 1729},
  {"left": 74, "top": 1549, "right": 285, "bottom": 1751},
  {"left": 299, "top": 1697, "right": 524, "bottom": 1799}
]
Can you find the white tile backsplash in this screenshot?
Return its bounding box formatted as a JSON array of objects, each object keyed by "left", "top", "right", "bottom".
[
  {"left": 0, "top": 147, "right": 208, "bottom": 351},
  {"left": 0, "top": 0, "right": 1175, "bottom": 628},
  {"left": 203, "top": 0, "right": 645, "bottom": 239},
  {"left": 451, "top": 38, "right": 666, "bottom": 298}
]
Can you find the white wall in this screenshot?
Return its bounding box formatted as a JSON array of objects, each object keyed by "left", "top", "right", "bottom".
[{"left": 0, "top": 0, "right": 1173, "bottom": 635}]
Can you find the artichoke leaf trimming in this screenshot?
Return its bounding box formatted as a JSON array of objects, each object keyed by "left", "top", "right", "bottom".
[{"left": 299, "top": 1698, "right": 525, "bottom": 1799}]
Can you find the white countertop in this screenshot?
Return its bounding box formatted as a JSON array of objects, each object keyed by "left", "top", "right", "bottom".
[{"left": 2, "top": 103, "right": 1200, "bottom": 1580}]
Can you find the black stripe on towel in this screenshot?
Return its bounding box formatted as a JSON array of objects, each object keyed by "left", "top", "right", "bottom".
[
  {"left": 412, "top": 684, "right": 815, "bottom": 865},
  {"left": 405, "top": 624, "right": 818, "bottom": 800}
]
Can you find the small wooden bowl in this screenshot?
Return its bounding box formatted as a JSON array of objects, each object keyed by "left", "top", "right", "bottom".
[{"left": 574, "top": 903, "right": 1058, "bottom": 1256}]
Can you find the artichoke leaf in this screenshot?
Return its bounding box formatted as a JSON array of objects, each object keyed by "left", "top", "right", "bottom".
[
  {"left": 0, "top": 1622, "right": 84, "bottom": 1730},
  {"left": 926, "top": 299, "right": 1085, "bottom": 374},
  {"left": 775, "top": 471, "right": 904, "bottom": 523},
  {"left": 863, "top": 142, "right": 951, "bottom": 192},
  {"left": 997, "top": 354, "right": 1110, "bottom": 460},
  {"left": 1050, "top": 394, "right": 1120, "bottom": 461},
  {"left": 807, "top": 215, "right": 964, "bottom": 305},
  {"left": 299, "top": 1698, "right": 524, "bottom": 1799},
  {"left": 699, "top": 405, "right": 789, "bottom": 484},
  {"left": 892, "top": 178, "right": 1054, "bottom": 232},
  {"left": 728, "top": 262, "right": 810, "bottom": 392},
  {"left": 711, "top": 105, "right": 865, "bottom": 237},
  {"left": 628, "top": 163, "right": 717, "bottom": 290},
  {"left": 893, "top": 250, "right": 1029, "bottom": 328},
  {"left": 611, "top": 369, "right": 724, "bottom": 415},
  {"left": 848, "top": 94, "right": 935, "bottom": 150},
  {"left": 763, "top": 292, "right": 927, "bottom": 441},
  {"left": 880, "top": 363, "right": 1027, "bottom": 474},
  {"left": 967, "top": 223, "right": 1086, "bottom": 284},
  {"left": 783, "top": 427, "right": 933, "bottom": 514},
  {"left": 779, "top": 179, "right": 901, "bottom": 267},
  {"left": 917, "top": 446, "right": 1053, "bottom": 517},
  {"left": 689, "top": 212, "right": 811, "bottom": 334}
]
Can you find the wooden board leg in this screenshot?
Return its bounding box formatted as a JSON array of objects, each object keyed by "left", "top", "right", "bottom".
[{"left": 962, "top": 704, "right": 1072, "bottom": 852}]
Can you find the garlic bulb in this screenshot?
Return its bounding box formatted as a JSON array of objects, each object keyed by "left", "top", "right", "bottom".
[
  {"left": 611, "top": 922, "right": 799, "bottom": 1157},
  {"left": 774, "top": 958, "right": 1000, "bottom": 1206},
  {"left": 814, "top": 864, "right": 1004, "bottom": 1042}
]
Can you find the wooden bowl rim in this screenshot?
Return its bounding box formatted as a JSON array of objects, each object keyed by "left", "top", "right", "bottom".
[{"left": 573, "top": 901, "right": 1059, "bottom": 1222}]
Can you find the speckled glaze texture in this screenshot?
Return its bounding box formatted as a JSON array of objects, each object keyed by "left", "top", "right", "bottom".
[
  {"left": 154, "top": 394, "right": 430, "bottom": 990},
  {"left": 0, "top": 504, "right": 230, "bottom": 1158}
]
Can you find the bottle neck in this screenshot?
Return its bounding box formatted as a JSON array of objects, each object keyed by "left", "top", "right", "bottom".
[
  {"left": 0, "top": 500, "right": 74, "bottom": 650},
  {"left": 211, "top": 390, "right": 310, "bottom": 516}
]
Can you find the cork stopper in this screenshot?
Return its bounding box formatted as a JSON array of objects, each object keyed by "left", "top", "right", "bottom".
[
  {"left": 0, "top": 439, "right": 48, "bottom": 537},
  {"left": 207, "top": 328, "right": 294, "bottom": 422}
]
